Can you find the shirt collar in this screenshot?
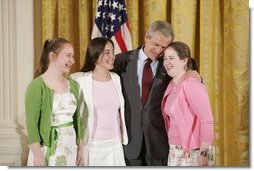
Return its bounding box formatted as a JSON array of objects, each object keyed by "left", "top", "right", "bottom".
[{"left": 139, "top": 45, "right": 153, "bottom": 63}]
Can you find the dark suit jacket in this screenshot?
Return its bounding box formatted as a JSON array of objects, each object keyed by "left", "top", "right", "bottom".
[{"left": 115, "top": 47, "right": 171, "bottom": 159}]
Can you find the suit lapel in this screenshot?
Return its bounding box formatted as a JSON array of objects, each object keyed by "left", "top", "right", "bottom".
[{"left": 125, "top": 50, "right": 142, "bottom": 105}]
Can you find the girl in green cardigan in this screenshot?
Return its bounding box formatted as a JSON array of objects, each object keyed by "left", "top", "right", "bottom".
[{"left": 25, "top": 38, "right": 84, "bottom": 166}]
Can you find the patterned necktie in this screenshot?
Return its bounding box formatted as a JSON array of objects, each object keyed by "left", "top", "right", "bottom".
[{"left": 141, "top": 58, "right": 153, "bottom": 105}]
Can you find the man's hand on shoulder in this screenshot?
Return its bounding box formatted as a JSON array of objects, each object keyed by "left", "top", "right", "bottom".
[{"left": 186, "top": 70, "right": 202, "bottom": 82}]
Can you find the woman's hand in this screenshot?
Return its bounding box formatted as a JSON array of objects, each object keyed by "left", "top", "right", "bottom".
[
  {"left": 198, "top": 143, "right": 213, "bottom": 166},
  {"left": 76, "top": 140, "right": 84, "bottom": 166},
  {"left": 33, "top": 152, "right": 45, "bottom": 166},
  {"left": 30, "top": 143, "right": 45, "bottom": 166},
  {"left": 197, "top": 154, "right": 208, "bottom": 166},
  {"left": 76, "top": 147, "right": 84, "bottom": 166}
]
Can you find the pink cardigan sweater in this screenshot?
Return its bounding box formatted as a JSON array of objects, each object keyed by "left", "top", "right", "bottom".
[{"left": 161, "top": 75, "right": 214, "bottom": 152}]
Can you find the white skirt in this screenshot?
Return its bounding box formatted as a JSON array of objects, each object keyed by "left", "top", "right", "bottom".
[
  {"left": 27, "top": 126, "right": 77, "bottom": 166},
  {"left": 84, "top": 138, "right": 126, "bottom": 166}
]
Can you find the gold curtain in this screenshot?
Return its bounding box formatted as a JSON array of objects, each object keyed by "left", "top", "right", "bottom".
[{"left": 38, "top": 0, "right": 249, "bottom": 166}]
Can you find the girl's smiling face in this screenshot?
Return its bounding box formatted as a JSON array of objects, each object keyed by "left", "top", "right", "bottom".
[{"left": 163, "top": 47, "right": 187, "bottom": 80}]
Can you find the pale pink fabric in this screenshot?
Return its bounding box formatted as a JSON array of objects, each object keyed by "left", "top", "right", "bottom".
[
  {"left": 161, "top": 74, "right": 214, "bottom": 152},
  {"left": 91, "top": 80, "right": 121, "bottom": 139}
]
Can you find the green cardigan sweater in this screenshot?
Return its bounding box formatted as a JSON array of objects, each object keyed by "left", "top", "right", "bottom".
[{"left": 25, "top": 76, "right": 84, "bottom": 146}]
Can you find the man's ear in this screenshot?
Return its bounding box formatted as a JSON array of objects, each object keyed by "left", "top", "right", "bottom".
[{"left": 145, "top": 33, "right": 150, "bottom": 42}]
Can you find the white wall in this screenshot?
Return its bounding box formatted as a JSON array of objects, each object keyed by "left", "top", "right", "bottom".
[
  {"left": 16, "top": 0, "right": 34, "bottom": 166},
  {"left": 0, "top": 0, "right": 34, "bottom": 166}
]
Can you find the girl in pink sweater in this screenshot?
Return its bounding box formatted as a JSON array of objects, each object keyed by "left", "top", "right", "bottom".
[{"left": 161, "top": 41, "right": 215, "bottom": 166}]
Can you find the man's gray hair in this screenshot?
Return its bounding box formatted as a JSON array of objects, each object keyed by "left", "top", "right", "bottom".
[{"left": 147, "top": 20, "right": 174, "bottom": 41}]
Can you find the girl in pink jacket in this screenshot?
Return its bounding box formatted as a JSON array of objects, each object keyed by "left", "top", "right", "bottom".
[{"left": 161, "top": 41, "right": 215, "bottom": 166}]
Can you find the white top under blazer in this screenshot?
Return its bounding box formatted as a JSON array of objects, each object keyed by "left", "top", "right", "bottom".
[{"left": 70, "top": 71, "right": 128, "bottom": 146}]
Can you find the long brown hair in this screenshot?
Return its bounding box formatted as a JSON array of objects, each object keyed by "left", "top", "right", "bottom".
[
  {"left": 80, "top": 37, "right": 114, "bottom": 72},
  {"left": 34, "top": 38, "right": 71, "bottom": 78}
]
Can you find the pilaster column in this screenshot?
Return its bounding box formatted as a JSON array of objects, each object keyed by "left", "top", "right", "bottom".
[{"left": 0, "top": 0, "right": 21, "bottom": 166}]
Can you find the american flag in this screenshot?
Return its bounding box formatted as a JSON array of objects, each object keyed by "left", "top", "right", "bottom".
[{"left": 91, "top": 0, "right": 132, "bottom": 54}]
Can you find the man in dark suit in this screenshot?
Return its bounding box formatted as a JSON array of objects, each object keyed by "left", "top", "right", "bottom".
[{"left": 115, "top": 20, "right": 174, "bottom": 166}]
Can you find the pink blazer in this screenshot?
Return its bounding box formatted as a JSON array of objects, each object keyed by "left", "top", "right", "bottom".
[{"left": 161, "top": 75, "right": 214, "bottom": 152}]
